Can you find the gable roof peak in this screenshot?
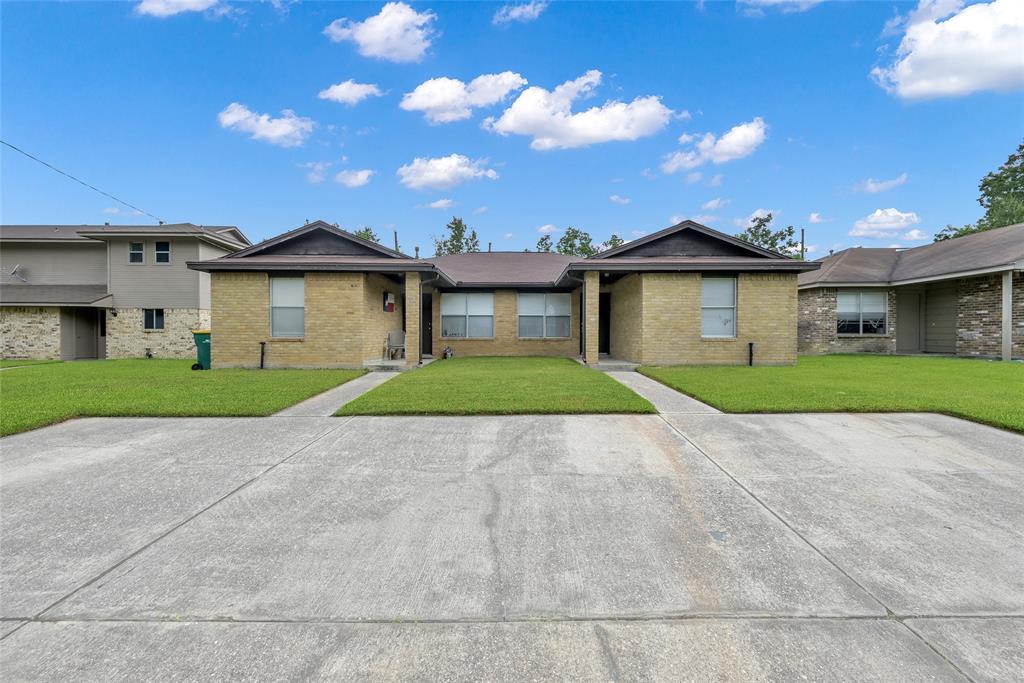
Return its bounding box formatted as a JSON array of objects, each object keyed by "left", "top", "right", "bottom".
[
  {"left": 227, "top": 220, "right": 411, "bottom": 260},
  {"left": 591, "top": 218, "right": 790, "bottom": 260}
]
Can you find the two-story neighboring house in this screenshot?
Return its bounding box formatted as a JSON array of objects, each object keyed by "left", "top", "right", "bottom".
[{"left": 0, "top": 224, "right": 249, "bottom": 360}]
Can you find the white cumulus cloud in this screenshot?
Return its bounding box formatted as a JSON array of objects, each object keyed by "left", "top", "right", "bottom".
[
  {"left": 426, "top": 198, "right": 455, "bottom": 209},
  {"left": 318, "top": 80, "right": 383, "bottom": 105},
  {"left": 850, "top": 208, "right": 921, "bottom": 239},
  {"left": 684, "top": 172, "right": 703, "bottom": 185},
  {"left": 300, "top": 161, "right": 332, "bottom": 184},
  {"left": 323, "top": 2, "right": 436, "bottom": 63},
  {"left": 701, "top": 197, "right": 729, "bottom": 210},
  {"left": 692, "top": 214, "right": 720, "bottom": 225},
  {"left": 335, "top": 169, "right": 374, "bottom": 188},
  {"left": 808, "top": 212, "right": 828, "bottom": 223},
  {"left": 734, "top": 208, "right": 774, "bottom": 228},
  {"left": 903, "top": 228, "right": 930, "bottom": 240},
  {"left": 218, "top": 103, "right": 315, "bottom": 147},
  {"left": 397, "top": 154, "right": 498, "bottom": 190},
  {"left": 135, "top": 0, "right": 221, "bottom": 18},
  {"left": 738, "top": 0, "right": 824, "bottom": 14},
  {"left": 483, "top": 70, "right": 673, "bottom": 150},
  {"left": 856, "top": 172, "right": 908, "bottom": 193},
  {"left": 503, "top": 232, "right": 514, "bottom": 239},
  {"left": 537, "top": 224, "right": 559, "bottom": 234},
  {"left": 493, "top": 1, "right": 548, "bottom": 24},
  {"left": 661, "top": 117, "right": 767, "bottom": 173},
  {"left": 609, "top": 194, "right": 631, "bottom": 205},
  {"left": 872, "top": 0, "right": 1024, "bottom": 99},
  {"left": 401, "top": 72, "right": 527, "bottom": 124}
]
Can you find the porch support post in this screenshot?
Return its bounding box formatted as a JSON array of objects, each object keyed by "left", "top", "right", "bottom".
[
  {"left": 584, "top": 271, "right": 600, "bottom": 364},
  {"left": 1002, "top": 270, "right": 1013, "bottom": 361},
  {"left": 405, "top": 272, "right": 421, "bottom": 365}
]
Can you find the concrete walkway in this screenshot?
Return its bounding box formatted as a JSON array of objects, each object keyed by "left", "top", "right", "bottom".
[
  {"left": 605, "top": 370, "right": 720, "bottom": 414},
  {"left": 273, "top": 371, "right": 395, "bottom": 417}
]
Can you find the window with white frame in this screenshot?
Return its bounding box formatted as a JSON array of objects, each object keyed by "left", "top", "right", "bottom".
[
  {"left": 440, "top": 293, "right": 494, "bottom": 338},
  {"left": 155, "top": 241, "right": 171, "bottom": 264},
  {"left": 143, "top": 308, "right": 164, "bottom": 330},
  {"left": 270, "top": 276, "right": 305, "bottom": 338},
  {"left": 837, "top": 291, "right": 886, "bottom": 335},
  {"left": 129, "top": 242, "right": 144, "bottom": 264},
  {"left": 701, "top": 276, "right": 736, "bottom": 338},
  {"left": 518, "top": 292, "right": 571, "bottom": 338}
]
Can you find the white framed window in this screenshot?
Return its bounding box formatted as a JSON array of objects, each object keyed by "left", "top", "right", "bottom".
[
  {"left": 143, "top": 308, "right": 164, "bottom": 330},
  {"left": 129, "top": 242, "right": 144, "bottom": 264},
  {"left": 270, "top": 276, "right": 304, "bottom": 338},
  {"left": 518, "top": 292, "right": 571, "bottom": 338},
  {"left": 701, "top": 276, "right": 736, "bottom": 338},
  {"left": 155, "top": 241, "right": 171, "bottom": 264},
  {"left": 837, "top": 291, "right": 886, "bottom": 335},
  {"left": 440, "top": 292, "right": 494, "bottom": 338}
]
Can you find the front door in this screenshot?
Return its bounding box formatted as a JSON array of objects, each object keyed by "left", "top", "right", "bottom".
[
  {"left": 73, "top": 308, "right": 98, "bottom": 359},
  {"left": 895, "top": 290, "right": 921, "bottom": 353},
  {"left": 421, "top": 293, "right": 433, "bottom": 356},
  {"left": 598, "top": 293, "right": 611, "bottom": 354},
  {"left": 924, "top": 284, "right": 956, "bottom": 353}
]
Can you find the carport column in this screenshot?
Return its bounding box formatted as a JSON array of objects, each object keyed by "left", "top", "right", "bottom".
[
  {"left": 405, "top": 272, "right": 421, "bottom": 365},
  {"left": 1002, "top": 270, "right": 1013, "bottom": 361},
  {"left": 584, "top": 271, "right": 600, "bottom": 364}
]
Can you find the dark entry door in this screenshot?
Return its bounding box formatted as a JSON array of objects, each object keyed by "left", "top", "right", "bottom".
[
  {"left": 598, "top": 293, "right": 611, "bottom": 355},
  {"left": 421, "top": 293, "right": 433, "bottom": 356},
  {"left": 924, "top": 285, "right": 956, "bottom": 353}
]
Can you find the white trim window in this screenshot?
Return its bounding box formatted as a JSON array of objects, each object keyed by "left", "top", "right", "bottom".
[
  {"left": 155, "top": 241, "right": 171, "bottom": 264},
  {"left": 270, "top": 276, "right": 305, "bottom": 338},
  {"left": 129, "top": 241, "right": 145, "bottom": 264},
  {"left": 440, "top": 293, "right": 494, "bottom": 338},
  {"left": 143, "top": 308, "right": 164, "bottom": 330},
  {"left": 518, "top": 292, "right": 571, "bottom": 338},
  {"left": 837, "top": 290, "right": 886, "bottom": 335},
  {"left": 701, "top": 276, "right": 737, "bottom": 338}
]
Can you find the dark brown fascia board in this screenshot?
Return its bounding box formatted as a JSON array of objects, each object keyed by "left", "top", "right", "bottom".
[
  {"left": 589, "top": 220, "right": 788, "bottom": 260},
  {"left": 185, "top": 259, "right": 441, "bottom": 275},
  {"left": 566, "top": 260, "right": 819, "bottom": 273},
  {"left": 226, "top": 220, "right": 410, "bottom": 260}
]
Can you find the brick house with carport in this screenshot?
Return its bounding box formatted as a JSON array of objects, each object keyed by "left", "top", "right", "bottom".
[
  {"left": 188, "top": 219, "right": 819, "bottom": 369},
  {"left": 798, "top": 222, "right": 1023, "bottom": 360}
]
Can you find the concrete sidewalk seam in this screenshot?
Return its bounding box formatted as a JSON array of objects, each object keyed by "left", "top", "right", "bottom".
[
  {"left": 0, "top": 417, "right": 357, "bottom": 642},
  {"left": 656, "top": 414, "right": 896, "bottom": 618},
  {"left": 900, "top": 619, "right": 977, "bottom": 683}
]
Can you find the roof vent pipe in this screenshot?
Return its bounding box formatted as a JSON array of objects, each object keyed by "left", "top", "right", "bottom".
[
  {"left": 415, "top": 246, "right": 420, "bottom": 258},
  {"left": 488, "top": 242, "right": 492, "bottom": 253},
  {"left": 394, "top": 230, "right": 399, "bottom": 252}
]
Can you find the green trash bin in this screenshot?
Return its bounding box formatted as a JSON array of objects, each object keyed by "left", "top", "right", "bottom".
[{"left": 191, "top": 329, "right": 211, "bottom": 370}]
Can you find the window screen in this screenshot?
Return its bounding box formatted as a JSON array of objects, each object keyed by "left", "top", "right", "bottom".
[
  {"left": 155, "top": 241, "right": 171, "bottom": 264},
  {"left": 271, "top": 277, "right": 304, "bottom": 338},
  {"left": 129, "top": 242, "right": 144, "bottom": 264},
  {"left": 837, "top": 291, "right": 887, "bottom": 335},
  {"left": 701, "top": 277, "right": 736, "bottom": 337},
  {"left": 143, "top": 308, "right": 164, "bottom": 330},
  {"left": 441, "top": 292, "right": 494, "bottom": 338},
  {"left": 518, "top": 293, "right": 571, "bottom": 338}
]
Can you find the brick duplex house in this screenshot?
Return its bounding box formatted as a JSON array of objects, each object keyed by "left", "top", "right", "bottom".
[
  {"left": 187, "top": 219, "right": 818, "bottom": 368},
  {"left": 0, "top": 224, "right": 249, "bottom": 360},
  {"left": 797, "top": 222, "right": 1023, "bottom": 360}
]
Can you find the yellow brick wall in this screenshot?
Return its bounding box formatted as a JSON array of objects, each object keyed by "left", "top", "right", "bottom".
[
  {"left": 361, "top": 273, "right": 405, "bottom": 361},
  {"left": 212, "top": 271, "right": 386, "bottom": 368},
  {"left": 404, "top": 272, "right": 421, "bottom": 363},
  {"left": 432, "top": 288, "right": 581, "bottom": 357},
  {"left": 638, "top": 272, "right": 797, "bottom": 365},
  {"left": 583, "top": 272, "right": 600, "bottom": 363},
  {"left": 609, "top": 273, "right": 644, "bottom": 362}
]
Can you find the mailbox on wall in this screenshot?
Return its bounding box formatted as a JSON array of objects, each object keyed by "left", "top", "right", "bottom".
[{"left": 383, "top": 291, "right": 395, "bottom": 312}]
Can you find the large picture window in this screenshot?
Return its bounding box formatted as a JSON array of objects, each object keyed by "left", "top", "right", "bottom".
[
  {"left": 701, "top": 277, "right": 736, "bottom": 338},
  {"left": 518, "top": 292, "right": 571, "bottom": 338},
  {"left": 837, "top": 291, "right": 886, "bottom": 335},
  {"left": 270, "top": 276, "right": 304, "bottom": 338},
  {"left": 440, "top": 293, "right": 494, "bottom": 338}
]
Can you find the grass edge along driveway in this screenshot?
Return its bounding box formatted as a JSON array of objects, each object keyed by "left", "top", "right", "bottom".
[
  {"left": 640, "top": 354, "right": 1024, "bottom": 434},
  {"left": 338, "top": 356, "right": 655, "bottom": 416},
  {"left": 0, "top": 360, "right": 365, "bottom": 437}
]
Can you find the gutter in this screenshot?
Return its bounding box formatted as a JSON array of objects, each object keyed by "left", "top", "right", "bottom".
[{"left": 798, "top": 261, "right": 1024, "bottom": 289}]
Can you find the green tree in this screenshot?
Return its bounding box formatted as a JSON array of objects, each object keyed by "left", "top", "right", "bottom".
[
  {"left": 603, "top": 233, "right": 625, "bottom": 251},
  {"left": 352, "top": 226, "right": 381, "bottom": 243},
  {"left": 735, "top": 213, "right": 800, "bottom": 256},
  {"left": 935, "top": 141, "right": 1024, "bottom": 241},
  {"left": 536, "top": 234, "right": 553, "bottom": 252},
  {"left": 432, "top": 217, "right": 481, "bottom": 256},
  {"left": 556, "top": 226, "right": 597, "bottom": 257}
]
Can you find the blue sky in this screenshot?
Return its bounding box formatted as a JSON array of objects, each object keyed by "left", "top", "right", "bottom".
[{"left": 2, "top": 0, "right": 1022, "bottom": 256}]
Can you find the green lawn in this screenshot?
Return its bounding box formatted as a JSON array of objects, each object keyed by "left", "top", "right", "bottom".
[
  {"left": 0, "top": 360, "right": 364, "bottom": 436},
  {"left": 0, "top": 359, "right": 61, "bottom": 368},
  {"left": 338, "top": 356, "right": 656, "bottom": 416},
  {"left": 640, "top": 355, "right": 1024, "bottom": 433}
]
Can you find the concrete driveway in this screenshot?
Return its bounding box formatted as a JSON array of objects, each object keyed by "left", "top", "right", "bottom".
[{"left": 1, "top": 411, "right": 1022, "bottom": 681}]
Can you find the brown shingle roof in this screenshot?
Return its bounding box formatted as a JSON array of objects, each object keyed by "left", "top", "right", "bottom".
[
  {"left": 0, "top": 284, "right": 110, "bottom": 306},
  {"left": 799, "top": 223, "right": 1024, "bottom": 287},
  {"left": 427, "top": 252, "right": 576, "bottom": 286},
  {"left": 0, "top": 224, "right": 249, "bottom": 249}
]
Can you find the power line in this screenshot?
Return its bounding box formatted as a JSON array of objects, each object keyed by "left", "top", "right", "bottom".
[{"left": 1, "top": 139, "right": 165, "bottom": 224}]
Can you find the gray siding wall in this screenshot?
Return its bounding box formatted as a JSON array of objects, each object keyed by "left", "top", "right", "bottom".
[
  {"left": 196, "top": 243, "right": 230, "bottom": 310},
  {"left": 0, "top": 243, "right": 106, "bottom": 285},
  {"left": 107, "top": 238, "right": 201, "bottom": 308}
]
